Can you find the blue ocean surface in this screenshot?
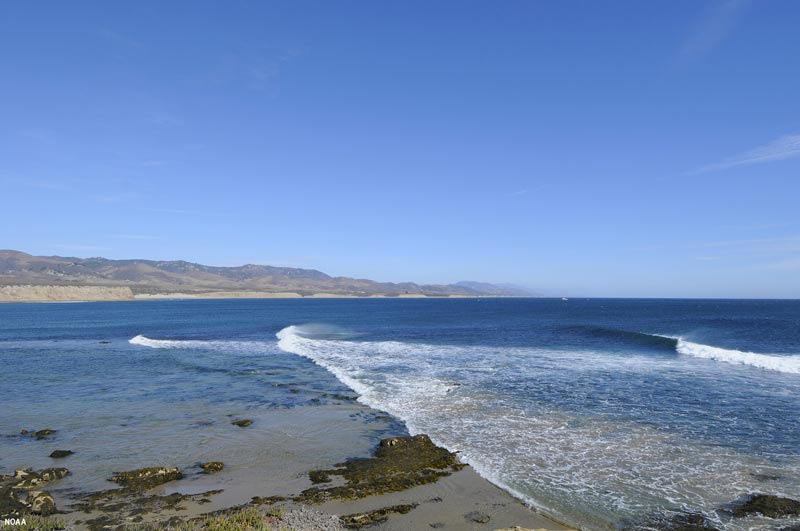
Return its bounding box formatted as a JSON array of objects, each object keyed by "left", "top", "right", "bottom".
[{"left": 1, "top": 298, "right": 799, "bottom": 530}]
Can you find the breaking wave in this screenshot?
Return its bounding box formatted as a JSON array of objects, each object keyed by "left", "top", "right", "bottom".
[
  {"left": 557, "top": 328, "right": 800, "bottom": 375},
  {"left": 128, "top": 327, "right": 800, "bottom": 529}
]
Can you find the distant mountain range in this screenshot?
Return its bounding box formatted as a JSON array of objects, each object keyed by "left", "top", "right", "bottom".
[{"left": 0, "top": 250, "right": 539, "bottom": 298}]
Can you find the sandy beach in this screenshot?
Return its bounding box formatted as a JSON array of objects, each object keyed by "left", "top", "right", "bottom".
[{"left": 2, "top": 400, "right": 571, "bottom": 531}]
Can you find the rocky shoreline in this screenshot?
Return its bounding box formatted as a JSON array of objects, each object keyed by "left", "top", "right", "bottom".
[
  {"left": 3, "top": 426, "right": 799, "bottom": 530},
  {"left": 0, "top": 427, "right": 564, "bottom": 531}
]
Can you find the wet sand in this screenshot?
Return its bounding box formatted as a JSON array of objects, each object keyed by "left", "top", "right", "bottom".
[
  {"left": 4, "top": 400, "right": 572, "bottom": 530},
  {"left": 318, "top": 467, "right": 572, "bottom": 530}
]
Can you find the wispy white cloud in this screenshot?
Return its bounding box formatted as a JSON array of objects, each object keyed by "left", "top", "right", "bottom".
[
  {"left": 678, "top": 0, "right": 750, "bottom": 64},
  {"left": 506, "top": 189, "right": 528, "bottom": 197},
  {"left": 689, "top": 134, "right": 800, "bottom": 174}
]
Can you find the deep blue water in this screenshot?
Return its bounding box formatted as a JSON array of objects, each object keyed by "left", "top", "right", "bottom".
[{"left": 1, "top": 298, "right": 799, "bottom": 530}]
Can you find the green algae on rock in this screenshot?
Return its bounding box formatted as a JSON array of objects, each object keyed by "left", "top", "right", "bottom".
[
  {"left": 26, "top": 491, "right": 56, "bottom": 516},
  {"left": 0, "top": 467, "right": 69, "bottom": 518},
  {"left": 231, "top": 419, "right": 253, "bottom": 428},
  {"left": 26, "top": 429, "right": 57, "bottom": 440},
  {"left": 13, "top": 468, "right": 70, "bottom": 490},
  {"left": 464, "top": 510, "right": 491, "bottom": 523},
  {"left": 200, "top": 462, "right": 224, "bottom": 473},
  {"left": 340, "top": 503, "right": 418, "bottom": 528},
  {"left": 49, "top": 450, "right": 74, "bottom": 459},
  {"left": 71, "top": 487, "right": 224, "bottom": 531},
  {"left": 298, "top": 434, "right": 465, "bottom": 503},
  {"left": 110, "top": 467, "right": 183, "bottom": 490}
]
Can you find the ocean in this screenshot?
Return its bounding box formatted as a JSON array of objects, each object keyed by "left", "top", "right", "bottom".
[{"left": 1, "top": 298, "right": 798, "bottom": 530}]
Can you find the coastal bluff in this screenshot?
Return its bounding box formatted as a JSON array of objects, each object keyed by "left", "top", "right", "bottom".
[{"left": 0, "top": 285, "right": 134, "bottom": 302}]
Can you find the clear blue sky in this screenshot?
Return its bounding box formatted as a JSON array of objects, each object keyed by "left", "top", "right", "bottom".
[{"left": 1, "top": 1, "right": 798, "bottom": 298}]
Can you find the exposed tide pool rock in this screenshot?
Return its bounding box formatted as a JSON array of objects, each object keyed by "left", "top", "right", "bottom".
[
  {"left": 299, "top": 434, "right": 465, "bottom": 503},
  {"left": 49, "top": 450, "right": 74, "bottom": 458},
  {"left": 340, "top": 503, "right": 418, "bottom": 528},
  {"left": 465, "top": 510, "right": 491, "bottom": 523},
  {"left": 13, "top": 468, "right": 69, "bottom": 489},
  {"left": 231, "top": 419, "right": 253, "bottom": 427},
  {"left": 20, "top": 429, "right": 58, "bottom": 440},
  {"left": 110, "top": 466, "right": 183, "bottom": 490},
  {"left": 200, "top": 461, "right": 224, "bottom": 473},
  {"left": 0, "top": 467, "right": 68, "bottom": 517},
  {"left": 26, "top": 491, "right": 56, "bottom": 516}
]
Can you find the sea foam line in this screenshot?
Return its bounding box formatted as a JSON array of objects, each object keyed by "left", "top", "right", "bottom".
[{"left": 653, "top": 336, "right": 800, "bottom": 375}]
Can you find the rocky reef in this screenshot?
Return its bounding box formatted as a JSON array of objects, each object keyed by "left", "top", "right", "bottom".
[
  {"left": 0, "top": 467, "right": 69, "bottom": 518},
  {"left": 109, "top": 466, "right": 184, "bottom": 490},
  {"left": 199, "top": 461, "right": 224, "bottom": 473},
  {"left": 339, "top": 503, "right": 418, "bottom": 528},
  {"left": 297, "top": 434, "right": 465, "bottom": 503},
  {"left": 49, "top": 450, "right": 74, "bottom": 459}
]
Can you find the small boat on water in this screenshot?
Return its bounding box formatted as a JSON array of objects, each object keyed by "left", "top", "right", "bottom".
[{"left": 561, "top": 297, "right": 569, "bottom": 301}]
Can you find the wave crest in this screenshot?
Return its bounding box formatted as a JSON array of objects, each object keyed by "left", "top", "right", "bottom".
[{"left": 675, "top": 338, "right": 800, "bottom": 374}]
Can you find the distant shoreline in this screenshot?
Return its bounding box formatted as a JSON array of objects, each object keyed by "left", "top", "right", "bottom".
[{"left": 0, "top": 284, "right": 513, "bottom": 302}]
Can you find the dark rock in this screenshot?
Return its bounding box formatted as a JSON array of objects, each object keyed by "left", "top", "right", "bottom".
[
  {"left": 27, "top": 491, "right": 56, "bottom": 515},
  {"left": 200, "top": 462, "right": 224, "bottom": 473},
  {"left": 309, "top": 470, "right": 332, "bottom": 484},
  {"left": 732, "top": 494, "right": 800, "bottom": 518},
  {"left": 49, "top": 450, "right": 74, "bottom": 459},
  {"left": 99, "top": 340, "right": 110, "bottom": 344},
  {"left": 464, "top": 510, "right": 490, "bottom": 523},
  {"left": 664, "top": 513, "right": 719, "bottom": 531},
  {"left": 340, "top": 504, "right": 418, "bottom": 528},
  {"left": 251, "top": 495, "right": 287, "bottom": 505},
  {"left": 0, "top": 487, "right": 28, "bottom": 517},
  {"left": 13, "top": 468, "right": 70, "bottom": 489},
  {"left": 33, "top": 429, "right": 57, "bottom": 440},
  {"left": 297, "top": 434, "right": 464, "bottom": 503},
  {"left": 110, "top": 467, "right": 183, "bottom": 490},
  {"left": 231, "top": 419, "right": 253, "bottom": 428},
  {"left": 430, "top": 524, "right": 445, "bottom": 529}
]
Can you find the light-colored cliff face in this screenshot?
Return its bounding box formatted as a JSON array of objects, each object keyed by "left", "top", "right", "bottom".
[{"left": 0, "top": 285, "right": 135, "bottom": 302}]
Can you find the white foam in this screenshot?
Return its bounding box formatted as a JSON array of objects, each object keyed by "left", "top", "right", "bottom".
[
  {"left": 675, "top": 339, "right": 800, "bottom": 374},
  {"left": 128, "top": 334, "right": 272, "bottom": 355}
]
